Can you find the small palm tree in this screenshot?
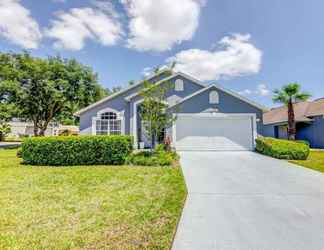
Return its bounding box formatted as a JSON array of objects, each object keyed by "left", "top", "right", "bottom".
[{"left": 273, "top": 83, "right": 311, "bottom": 140}]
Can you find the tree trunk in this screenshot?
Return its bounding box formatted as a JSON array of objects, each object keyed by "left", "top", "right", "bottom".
[
  {"left": 38, "top": 129, "right": 45, "bottom": 136},
  {"left": 151, "top": 133, "right": 156, "bottom": 150},
  {"left": 287, "top": 99, "right": 296, "bottom": 140},
  {"left": 33, "top": 124, "right": 39, "bottom": 136}
]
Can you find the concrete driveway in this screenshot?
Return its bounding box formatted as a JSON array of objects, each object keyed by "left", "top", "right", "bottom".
[{"left": 172, "top": 151, "right": 324, "bottom": 250}]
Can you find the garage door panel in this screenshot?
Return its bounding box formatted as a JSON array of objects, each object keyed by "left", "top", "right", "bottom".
[{"left": 175, "top": 114, "right": 254, "bottom": 151}]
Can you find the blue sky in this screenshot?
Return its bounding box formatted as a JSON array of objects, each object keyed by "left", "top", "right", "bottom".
[{"left": 0, "top": 0, "right": 323, "bottom": 107}]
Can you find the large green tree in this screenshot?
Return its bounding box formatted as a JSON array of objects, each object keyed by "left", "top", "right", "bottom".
[
  {"left": 0, "top": 52, "right": 106, "bottom": 136},
  {"left": 273, "top": 83, "right": 311, "bottom": 140}
]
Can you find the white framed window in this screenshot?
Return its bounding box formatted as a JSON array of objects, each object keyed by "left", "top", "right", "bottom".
[
  {"left": 209, "top": 90, "right": 219, "bottom": 104},
  {"left": 94, "top": 111, "right": 122, "bottom": 135},
  {"left": 175, "top": 79, "right": 184, "bottom": 91}
]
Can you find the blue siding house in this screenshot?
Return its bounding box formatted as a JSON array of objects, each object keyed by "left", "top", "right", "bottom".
[
  {"left": 263, "top": 99, "right": 324, "bottom": 148},
  {"left": 75, "top": 70, "right": 268, "bottom": 151}
]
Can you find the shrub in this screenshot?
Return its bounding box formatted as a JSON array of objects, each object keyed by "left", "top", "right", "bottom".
[
  {"left": 16, "top": 148, "right": 22, "bottom": 158},
  {"left": 126, "top": 146, "right": 179, "bottom": 166},
  {"left": 21, "top": 135, "right": 133, "bottom": 166},
  {"left": 255, "top": 137, "right": 310, "bottom": 160}
]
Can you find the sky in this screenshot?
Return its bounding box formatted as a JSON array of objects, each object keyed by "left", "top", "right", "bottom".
[{"left": 0, "top": 0, "right": 324, "bottom": 107}]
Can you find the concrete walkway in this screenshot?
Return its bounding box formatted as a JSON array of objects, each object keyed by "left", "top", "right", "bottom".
[
  {"left": 0, "top": 142, "right": 21, "bottom": 148},
  {"left": 172, "top": 151, "right": 324, "bottom": 250}
]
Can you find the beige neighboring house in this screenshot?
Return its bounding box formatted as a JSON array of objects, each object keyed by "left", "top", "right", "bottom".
[
  {"left": 8, "top": 119, "right": 59, "bottom": 138},
  {"left": 56, "top": 125, "right": 80, "bottom": 135},
  {"left": 8, "top": 119, "right": 80, "bottom": 138}
]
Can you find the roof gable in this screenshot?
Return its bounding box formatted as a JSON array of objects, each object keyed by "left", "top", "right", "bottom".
[
  {"left": 124, "top": 72, "right": 206, "bottom": 101},
  {"left": 75, "top": 69, "right": 171, "bottom": 116},
  {"left": 75, "top": 70, "right": 267, "bottom": 116},
  {"left": 168, "top": 84, "right": 268, "bottom": 111}
]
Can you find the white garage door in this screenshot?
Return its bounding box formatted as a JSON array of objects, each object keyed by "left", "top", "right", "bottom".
[{"left": 174, "top": 114, "right": 255, "bottom": 151}]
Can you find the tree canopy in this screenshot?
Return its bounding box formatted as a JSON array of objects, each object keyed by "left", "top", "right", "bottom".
[
  {"left": 273, "top": 83, "right": 311, "bottom": 105},
  {"left": 139, "top": 80, "right": 177, "bottom": 149},
  {"left": 0, "top": 52, "right": 107, "bottom": 135}
]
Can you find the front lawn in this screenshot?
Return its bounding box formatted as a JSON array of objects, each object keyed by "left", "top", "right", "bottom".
[
  {"left": 0, "top": 149, "right": 186, "bottom": 250},
  {"left": 290, "top": 151, "right": 324, "bottom": 173}
]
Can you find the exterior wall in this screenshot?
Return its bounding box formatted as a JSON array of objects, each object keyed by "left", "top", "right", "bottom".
[
  {"left": 296, "top": 116, "right": 324, "bottom": 148},
  {"left": 79, "top": 84, "right": 144, "bottom": 135},
  {"left": 129, "top": 75, "right": 205, "bottom": 146},
  {"left": 262, "top": 124, "right": 276, "bottom": 137},
  {"left": 262, "top": 116, "right": 324, "bottom": 149},
  {"left": 79, "top": 72, "right": 184, "bottom": 135},
  {"left": 163, "top": 75, "right": 203, "bottom": 101},
  {"left": 277, "top": 125, "right": 288, "bottom": 139},
  {"left": 168, "top": 87, "right": 264, "bottom": 136}
]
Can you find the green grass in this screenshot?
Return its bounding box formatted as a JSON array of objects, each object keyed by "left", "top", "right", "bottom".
[
  {"left": 0, "top": 149, "right": 186, "bottom": 250},
  {"left": 290, "top": 151, "right": 324, "bottom": 173}
]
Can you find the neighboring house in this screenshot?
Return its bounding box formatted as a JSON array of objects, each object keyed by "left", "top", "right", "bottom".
[
  {"left": 8, "top": 118, "right": 59, "bottom": 138},
  {"left": 56, "top": 125, "right": 79, "bottom": 136},
  {"left": 263, "top": 98, "right": 324, "bottom": 148},
  {"left": 75, "top": 70, "right": 268, "bottom": 151}
]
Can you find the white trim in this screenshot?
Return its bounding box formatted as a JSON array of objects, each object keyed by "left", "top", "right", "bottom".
[
  {"left": 132, "top": 99, "right": 145, "bottom": 149},
  {"left": 209, "top": 90, "right": 219, "bottom": 104},
  {"left": 91, "top": 117, "right": 96, "bottom": 135},
  {"left": 172, "top": 113, "right": 177, "bottom": 146},
  {"left": 176, "top": 72, "right": 207, "bottom": 87},
  {"left": 168, "top": 84, "right": 268, "bottom": 111},
  {"left": 172, "top": 113, "right": 257, "bottom": 150},
  {"left": 75, "top": 68, "right": 170, "bottom": 116},
  {"left": 212, "top": 83, "right": 268, "bottom": 111},
  {"left": 175, "top": 79, "right": 184, "bottom": 91},
  {"left": 91, "top": 108, "right": 125, "bottom": 135},
  {"left": 97, "top": 107, "right": 119, "bottom": 116}
]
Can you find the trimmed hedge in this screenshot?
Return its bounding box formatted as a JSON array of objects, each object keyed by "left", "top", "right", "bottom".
[
  {"left": 21, "top": 135, "right": 133, "bottom": 166},
  {"left": 255, "top": 137, "right": 310, "bottom": 160}
]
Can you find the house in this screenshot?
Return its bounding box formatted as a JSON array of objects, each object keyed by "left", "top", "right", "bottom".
[
  {"left": 7, "top": 119, "right": 79, "bottom": 138},
  {"left": 56, "top": 125, "right": 79, "bottom": 136},
  {"left": 75, "top": 70, "right": 268, "bottom": 151},
  {"left": 263, "top": 98, "right": 324, "bottom": 148},
  {"left": 8, "top": 118, "right": 58, "bottom": 138}
]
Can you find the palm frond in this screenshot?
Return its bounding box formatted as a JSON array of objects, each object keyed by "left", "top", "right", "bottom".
[
  {"left": 273, "top": 83, "right": 311, "bottom": 105},
  {"left": 283, "top": 83, "right": 300, "bottom": 96},
  {"left": 295, "top": 92, "right": 311, "bottom": 102},
  {"left": 272, "top": 89, "right": 289, "bottom": 104}
]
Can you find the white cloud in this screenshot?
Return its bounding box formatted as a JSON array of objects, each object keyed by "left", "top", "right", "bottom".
[
  {"left": 239, "top": 84, "right": 270, "bottom": 97},
  {"left": 238, "top": 89, "right": 253, "bottom": 95},
  {"left": 0, "top": 0, "right": 42, "bottom": 49},
  {"left": 256, "top": 83, "right": 270, "bottom": 96},
  {"left": 142, "top": 65, "right": 169, "bottom": 77},
  {"left": 121, "top": 0, "right": 204, "bottom": 52},
  {"left": 45, "top": 4, "right": 123, "bottom": 50},
  {"left": 167, "top": 33, "right": 262, "bottom": 81},
  {"left": 142, "top": 67, "right": 153, "bottom": 77}
]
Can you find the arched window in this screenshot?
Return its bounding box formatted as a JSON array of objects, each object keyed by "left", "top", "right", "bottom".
[
  {"left": 175, "top": 79, "right": 184, "bottom": 91},
  {"left": 209, "top": 90, "right": 219, "bottom": 104},
  {"left": 95, "top": 111, "right": 121, "bottom": 135},
  {"left": 101, "top": 112, "right": 117, "bottom": 120}
]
